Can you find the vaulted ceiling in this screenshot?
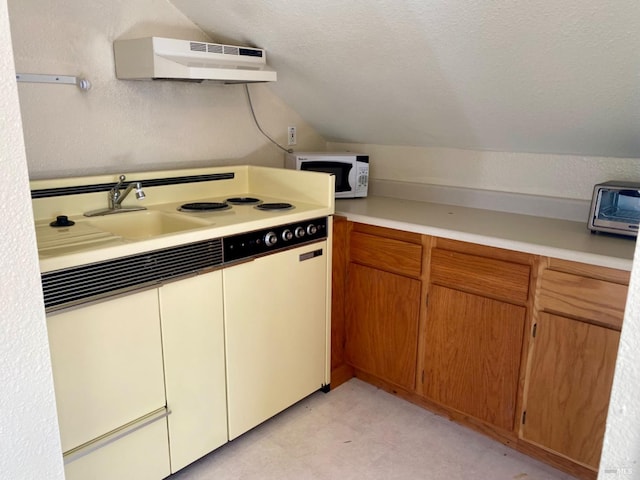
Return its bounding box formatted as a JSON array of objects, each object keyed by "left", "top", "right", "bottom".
[{"left": 170, "top": 1, "right": 640, "bottom": 158}]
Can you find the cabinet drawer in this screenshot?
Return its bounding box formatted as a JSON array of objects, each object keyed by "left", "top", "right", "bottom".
[
  {"left": 64, "top": 416, "right": 170, "bottom": 480},
  {"left": 430, "top": 248, "right": 530, "bottom": 304},
  {"left": 350, "top": 231, "right": 422, "bottom": 277},
  {"left": 538, "top": 270, "right": 628, "bottom": 329}
]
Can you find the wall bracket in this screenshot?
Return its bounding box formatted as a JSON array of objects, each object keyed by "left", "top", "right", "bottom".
[{"left": 16, "top": 73, "right": 91, "bottom": 92}]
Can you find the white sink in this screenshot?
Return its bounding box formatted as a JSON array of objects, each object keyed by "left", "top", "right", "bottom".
[{"left": 87, "top": 211, "right": 211, "bottom": 240}]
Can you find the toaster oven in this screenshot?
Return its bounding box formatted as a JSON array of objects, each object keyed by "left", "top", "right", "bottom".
[{"left": 588, "top": 181, "right": 640, "bottom": 237}]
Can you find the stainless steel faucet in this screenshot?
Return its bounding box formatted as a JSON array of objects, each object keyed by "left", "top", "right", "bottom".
[
  {"left": 84, "top": 174, "right": 147, "bottom": 217},
  {"left": 109, "top": 175, "right": 146, "bottom": 209}
]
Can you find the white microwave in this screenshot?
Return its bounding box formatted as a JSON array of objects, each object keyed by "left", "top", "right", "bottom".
[{"left": 285, "top": 152, "right": 369, "bottom": 198}]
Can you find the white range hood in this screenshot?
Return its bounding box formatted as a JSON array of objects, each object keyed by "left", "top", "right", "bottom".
[{"left": 113, "top": 37, "right": 277, "bottom": 84}]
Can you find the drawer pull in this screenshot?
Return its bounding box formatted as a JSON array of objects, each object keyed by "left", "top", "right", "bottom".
[{"left": 63, "top": 407, "right": 170, "bottom": 465}]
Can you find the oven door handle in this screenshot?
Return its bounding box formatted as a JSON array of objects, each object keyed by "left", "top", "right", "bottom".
[{"left": 299, "top": 249, "right": 323, "bottom": 262}]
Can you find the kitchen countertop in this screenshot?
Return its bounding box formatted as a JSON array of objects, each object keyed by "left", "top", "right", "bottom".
[
  {"left": 32, "top": 165, "right": 335, "bottom": 273},
  {"left": 334, "top": 196, "right": 636, "bottom": 271}
]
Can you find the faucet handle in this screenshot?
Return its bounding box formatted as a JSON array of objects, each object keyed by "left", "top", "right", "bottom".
[
  {"left": 108, "top": 175, "right": 126, "bottom": 208},
  {"left": 110, "top": 175, "right": 126, "bottom": 192}
]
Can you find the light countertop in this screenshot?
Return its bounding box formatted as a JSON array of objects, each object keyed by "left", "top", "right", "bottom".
[
  {"left": 32, "top": 166, "right": 335, "bottom": 273},
  {"left": 335, "top": 196, "right": 636, "bottom": 271}
]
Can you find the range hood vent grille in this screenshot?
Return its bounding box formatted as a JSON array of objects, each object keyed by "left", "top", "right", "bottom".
[
  {"left": 114, "top": 37, "right": 277, "bottom": 84},
  {"left": 42, "top": 238, "right": 223, "bottom": 312},
  {"left": 190, "top": 42, "right": 207, "bottom": 53}
]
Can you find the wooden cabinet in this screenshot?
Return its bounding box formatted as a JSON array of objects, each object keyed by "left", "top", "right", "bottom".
[
  {"left": 421, "top": 242, "right": 532, "bottom": 431},
  {"left": 336, "top": 219, "right": 630, "bottom": 479},
  {"left": 330, "top": 216, "right": 352, "bottom": 387},
  {"left": 347, "top": 263, "right": 421, "bottom": 389},
  {"left": 521, "top": 259, "right": 629, "bottom": 471},
  {"left": 423, "top": 285, "right": 526, "bottom": 430},
  {"left": 522, "top": 312, "right": 619, "bottom": 469},
  {"left": 159, "top": 271, "right": 228, "bottom": 473},
  {"left": 345, "top": 224, "right": 423, "bottom": 390},
  {"left": 536, "top": 267, "right": 628, "bottom": 330}
]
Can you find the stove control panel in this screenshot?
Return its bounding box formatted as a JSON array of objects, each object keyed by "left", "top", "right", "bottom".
[{"left": 223, "top": 217, "right": 328, "bottom": 263}]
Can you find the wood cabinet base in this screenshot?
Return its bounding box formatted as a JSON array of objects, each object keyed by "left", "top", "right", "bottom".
[
  {"left": 350, "top": 368, "right": 597, "bottom": 480},
  {"left": 331, "top": 364, "right": 354, "bottom": 389}
]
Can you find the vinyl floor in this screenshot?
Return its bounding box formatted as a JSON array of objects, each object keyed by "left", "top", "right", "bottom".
[{"left": 169, "top": 378, "right": 578, "bottom": 480}]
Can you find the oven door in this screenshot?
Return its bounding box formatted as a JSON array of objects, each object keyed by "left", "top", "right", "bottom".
[
  {"left": 223, "top": 240, "right": 328, "bottom": 440},
  {"left": 591, "top": 187, "right": 640, "bottom": 235},
  {"left": 299, "top": 160, "right": 355, "bottom": 197}
]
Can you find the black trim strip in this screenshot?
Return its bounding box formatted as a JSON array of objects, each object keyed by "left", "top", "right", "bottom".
[{"left": 31, "top": 172, "right": 235, "bottom": 199}]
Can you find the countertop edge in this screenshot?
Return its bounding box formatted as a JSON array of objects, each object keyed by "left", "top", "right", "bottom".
[{"left": 336, "top": 204, "right": 635, "bottom": 272}]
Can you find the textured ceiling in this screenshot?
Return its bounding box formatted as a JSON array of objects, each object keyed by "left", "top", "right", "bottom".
[{"left": 169, "top": 0, "right": 640, "bottom": 158}]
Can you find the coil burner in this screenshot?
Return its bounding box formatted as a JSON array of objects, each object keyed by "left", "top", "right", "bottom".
[
  {"left": 255, "top": 202, "right": 295, "bottom": 211},
  {"left": 226, "top": 197, "right": 262, "bottom": 205},
  {"left": 178, "top": 202, "right": 231, "bottom": 212}
]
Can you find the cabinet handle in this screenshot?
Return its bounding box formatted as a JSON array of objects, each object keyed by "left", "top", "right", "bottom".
[
  {"left": 299, "top": 249, "right": 323, "bottom": 262},
  {"left": 63, "top": 406, "right": 171, "bottom": 465}
]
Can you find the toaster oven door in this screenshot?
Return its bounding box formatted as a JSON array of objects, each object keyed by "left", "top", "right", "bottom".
[{"left": 592, "top": 187, "right": 640, "bottom": 235}]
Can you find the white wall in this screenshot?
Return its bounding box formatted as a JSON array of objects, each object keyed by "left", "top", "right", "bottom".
[
  {"left": 599, "top": 234, "right": 640, "bottom": 478},
  {"left": 0, "top": 0, "right": 65, "bottom": 478},
  {"left": 330, "top": 142, "right": 640, "bottom": 201},
  {"left": 7, "top": 0, "right": 325, "bottom": 179}
]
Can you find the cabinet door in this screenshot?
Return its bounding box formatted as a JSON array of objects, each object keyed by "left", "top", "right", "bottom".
[
  {"left": 159, "top": 270, "right": 228, "bottom": 473},
  {"left": 346, "top": 263, "right": 421, "bottom": 390},
  {"left": 522, "top": 312, "right": 620, "bottom": 469},
  {"left": 47, "top": 290, "right": 167, "bottom": 452},
  {"left": 224, "top": 242, "right": 328, "bottom": 440},
  {"left": 423, "top": 285, "right": 525, "bottom": 430}
]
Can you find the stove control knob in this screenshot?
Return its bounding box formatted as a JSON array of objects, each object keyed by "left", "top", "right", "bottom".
[
  {"left": 294, "top": 226, "right": 305, "bottom": 238},
  {"left": 282, "top": 229, "right": 293, "bottom": 241},
  {"left": 306, "top": 224, "right": 318, "bottom": 236},
  {"left": 264, "top": 231, "right": 278, "bottom": 247}
]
